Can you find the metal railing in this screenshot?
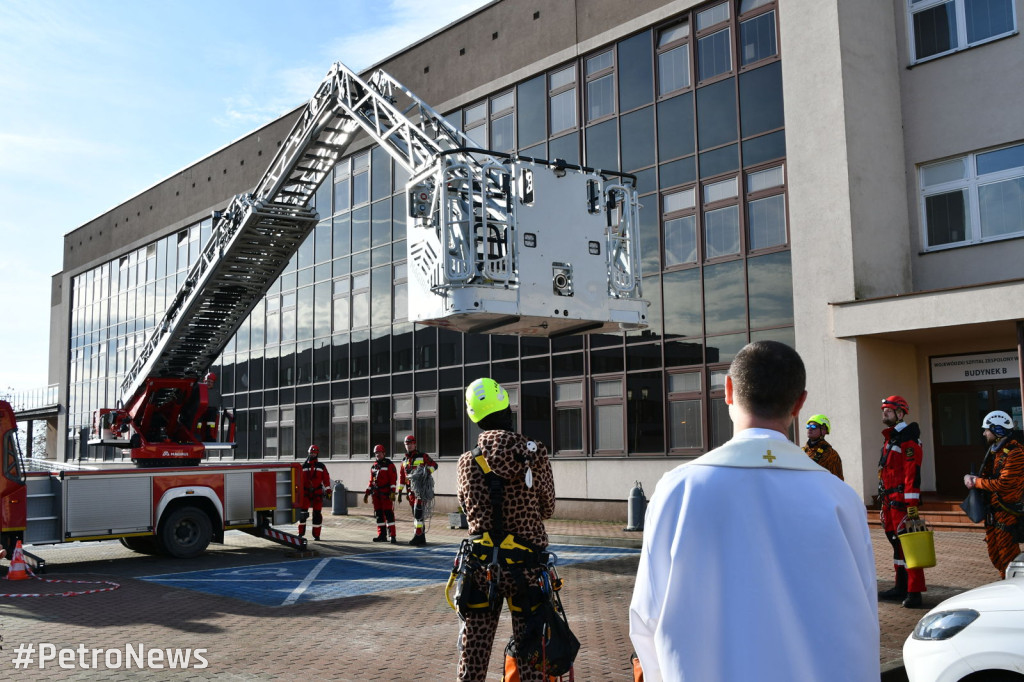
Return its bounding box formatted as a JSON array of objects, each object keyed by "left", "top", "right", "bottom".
[{"left": 5, "top": 385, "right": 59, "bottom": 412}]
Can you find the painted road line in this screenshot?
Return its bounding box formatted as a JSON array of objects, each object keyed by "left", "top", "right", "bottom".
[{"left": 281, "top": 557, "right": 331, "bottom": 606}]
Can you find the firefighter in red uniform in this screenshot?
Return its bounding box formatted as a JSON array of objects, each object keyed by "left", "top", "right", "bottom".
[
  {"left": 878, "top": 395, "right": 927, "bottom": 608},
  {"left": 297, "top": 445, "right": 331, "bottom": 541},
  {"left": 364, "top": 444, "right": 398, "bottom": 543},
  {"left": 398, "top": 434, "right": 438, "bottom": 546}
]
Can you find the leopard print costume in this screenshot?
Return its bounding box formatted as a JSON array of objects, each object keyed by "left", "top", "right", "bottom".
[{"left": 455, "top": 429, "right": 555, "bottom": 682}]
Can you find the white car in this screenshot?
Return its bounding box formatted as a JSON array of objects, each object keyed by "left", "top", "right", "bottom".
[{"left": 903, "top": 553, "right": 1024, "bottom": 681}]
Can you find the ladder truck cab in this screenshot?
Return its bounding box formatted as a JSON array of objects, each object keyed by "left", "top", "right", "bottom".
[
  {"left": 2, "top": 400, "right": 306, "bottom": 564},
  {"left": 89, "top": 61, "right": 648, "bottom": 467}
]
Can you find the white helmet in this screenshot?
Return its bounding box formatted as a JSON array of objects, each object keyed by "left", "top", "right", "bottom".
[{"left": 981, "top": 410, "right": 1014, "bottom": 436}]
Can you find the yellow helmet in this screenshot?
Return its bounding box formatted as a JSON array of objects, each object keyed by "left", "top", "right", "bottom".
[
  {"left": 806, "top": 414, "right": 831, "bottom": 434},
  {"left": 465, "top": 378, "right": 509, "bottom": 423}
]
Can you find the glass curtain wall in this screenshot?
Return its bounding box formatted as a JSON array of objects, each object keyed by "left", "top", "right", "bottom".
[{"left": 67, "top": 0, "right": 790, "bottom": 461}]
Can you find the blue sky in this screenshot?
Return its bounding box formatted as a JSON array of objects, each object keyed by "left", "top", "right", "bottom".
[{"left": 0, "top": 0, "right": 490, "bottom": 392}]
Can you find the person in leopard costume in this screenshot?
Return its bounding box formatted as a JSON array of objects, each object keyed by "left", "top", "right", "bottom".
[{"left": 455, "top": 378, "right": 555, "bottom": 682}]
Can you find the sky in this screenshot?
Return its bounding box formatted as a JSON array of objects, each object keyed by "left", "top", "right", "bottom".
[{"left": 0, "top": 0, "right": 492, "bottom": 394}]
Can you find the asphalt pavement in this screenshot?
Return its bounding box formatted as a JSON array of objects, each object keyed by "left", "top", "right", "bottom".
[{"left": 0, "top": 505, "right": 1001, "bottom": 680}]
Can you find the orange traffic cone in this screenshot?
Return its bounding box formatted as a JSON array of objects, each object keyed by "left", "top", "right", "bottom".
[{"left": 6, "top": 541, "right": 29, "bottom": 581}]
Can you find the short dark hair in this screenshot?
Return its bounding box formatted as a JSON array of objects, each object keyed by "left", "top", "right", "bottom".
[{"left": 729, "top": 341, "right": 806, "bottom": 420}]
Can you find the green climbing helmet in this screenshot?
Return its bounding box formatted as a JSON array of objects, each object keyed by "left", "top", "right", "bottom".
[
  {"left": 465, "top": 377, "right": 509, "bottom": 423},
  {"left": 806, "top": 414, "right": 831, "bottom": 434}
]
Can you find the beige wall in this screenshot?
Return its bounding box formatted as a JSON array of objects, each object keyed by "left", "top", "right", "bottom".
[{"left": 895, "top": 0, "right": 1024, "bottom": 289}]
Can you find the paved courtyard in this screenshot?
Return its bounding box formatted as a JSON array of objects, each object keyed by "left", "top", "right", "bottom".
[{"left": 0, "top": 505, "right": 1000, "bottom": 680}]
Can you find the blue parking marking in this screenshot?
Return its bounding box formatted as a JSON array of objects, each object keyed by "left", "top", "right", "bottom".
[{"left": 141, "top": 544, "right": 638, "bottom": 606}]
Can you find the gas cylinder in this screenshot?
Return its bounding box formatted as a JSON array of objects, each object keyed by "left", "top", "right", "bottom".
[
  {"left": 626, "top": 480, "right": 646, "bottom": 531},
  {"left": 332, "top": 481, "right": 348, "bottom": 515}
]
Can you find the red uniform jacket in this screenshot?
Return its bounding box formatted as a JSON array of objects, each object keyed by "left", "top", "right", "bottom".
[
  {"left": 300, "top": 462, "right": 331, "bottom": 509},
  {"left": 878, "top": 421, "right": 923, "bottom": 520},
  {"left": 367, "top": 458, "right": 398, "bottom": 509}
]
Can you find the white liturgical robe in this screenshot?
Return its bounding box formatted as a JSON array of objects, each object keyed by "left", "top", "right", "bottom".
[{"left": 629, "top": 428, "right": 879, "bottom": 682}]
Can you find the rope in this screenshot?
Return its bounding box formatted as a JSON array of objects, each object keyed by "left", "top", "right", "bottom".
[
  {"left": 410, "top": 466, "right": 436, "bottom": 530},
  {"left": 0, "top": 565, "right": 120, "bottom": 598},
  {"left": 0, "top": 576, "right": 121, "bottom": 598}
]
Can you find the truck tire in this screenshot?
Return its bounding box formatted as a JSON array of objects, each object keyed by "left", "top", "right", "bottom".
[
  {"left": 1, "top": 532, "right": 17, "bottom": 557},
  {"left": 159, "top": 506, "right": 212, "bottom": 559},
  {"left": 119, "top": 536, "right": 163, "bottom": 555}
]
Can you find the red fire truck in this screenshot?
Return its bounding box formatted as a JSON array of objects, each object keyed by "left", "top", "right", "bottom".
[{"left": 2, "top": 400, "right": 305, "bottom": 568}]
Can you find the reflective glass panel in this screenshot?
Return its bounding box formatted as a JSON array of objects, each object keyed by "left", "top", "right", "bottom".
[
  {"left": 662, "top": 268, "right": 702, "bottom": 337},
  {"left": 621, "top": 106, "right": 655, "bottom": 171},
  {"left": 657, "top": 93, "right": 695, "bottom": 161},
  {"left": 739, "top": 61, "right": 784, "bottom": 137},
  {"left": 696, "top": 79, "right": 737, "bottom": 150},
  {"left": 703, "top": 260, "right": 745, "bottom": 334},
  {"left": 618, "top": 31, "right": 654, "bottom": 112},
  {"left": 747, "top": 250, "right": 794, "bottom": 329}
]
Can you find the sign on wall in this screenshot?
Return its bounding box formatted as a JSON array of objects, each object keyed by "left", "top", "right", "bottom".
[{"left": 931, "top": 351, "right": 1020, "bottom": 383}]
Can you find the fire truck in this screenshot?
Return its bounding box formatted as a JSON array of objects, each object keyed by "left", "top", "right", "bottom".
[
  {"left": 86, "top": 60, "right": 646, "bottom": 468},
  {"left": 1, "top": 400, "right": 305, "bottom": 564}
]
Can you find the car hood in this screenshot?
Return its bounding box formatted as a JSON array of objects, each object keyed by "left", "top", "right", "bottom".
[{"left": 932, "top": 578, "right": 1024, "bottom": 613}]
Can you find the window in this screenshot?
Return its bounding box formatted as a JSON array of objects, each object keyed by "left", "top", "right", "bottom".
[
  {"left": 554, "top": 381, "right": 584, "bottom": 453},
  {"left": 739, "top": 10, "right": 777, "bottom": 66},
  {"left": 921, "top": 142, "right": 1024, "bottom": 249},
  {"left": 350, "top": 400, "right": 369, "bottom": 457},
  {"left": 416, "top": 394, "right": 438, "bottom": 453},
  {"left": 464, "top": 101, "right": 487, "bottom": 148},
  {"left": 331, "top": 402, "right": 349, "bottom": 457},
  {"left": 490, "top": 91, "right": 515, "bottom": 152},
  {"left": 668, "top": 371, "right": 702, "bottom": 449},
  {"left": 593, "top": 378, "right": 624, "bottom": 452},
  {"left": 352, "top": 153, "right": 370, "bottom": 206},
  {"left": 657, "top": 20, "right": 691, "bottom": 96},
  {"left": 664, "top": 188, "right": 698, "bottom": 266},
  {"left": 549, "top": 66, "right": 577, "bottom": 134},
  {"left": 703, "top": 177, "right": 740, "bottom": 258},
  {"left": 908, "top": 0, "right": 1016, "bottom": 63},
  {"left": 746, "top": 165, "right": 787, "bottom": 250},
  {"left": 696, "top": 3, "right": 732, "bottom": 81},
  {"left": 585, "top": 51, "right": 615, "bottom": 122}
]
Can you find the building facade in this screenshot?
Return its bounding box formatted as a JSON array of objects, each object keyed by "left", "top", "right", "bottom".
[{"left": 51, "top": 0, "right": 1024, "bottom": 518}]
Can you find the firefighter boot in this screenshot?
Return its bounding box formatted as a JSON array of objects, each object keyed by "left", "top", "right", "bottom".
[
  {"left": 297, "top": 523, "right": 306, "bottom": 538},
  {"left": 902, "top": 592, "right": 923, "bottom": 609},
  {"left": 878, "top": 566, "right": 907, "bottom": 602},
  {"left": 409, "top": 532, "right": 426, "bottom": 546},
  {"left": 390, "top": 536, "right": 397, "bottom": 544}
]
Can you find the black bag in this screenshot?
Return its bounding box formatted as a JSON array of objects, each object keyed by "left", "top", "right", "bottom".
[
  {"left": 515, "top": 591, "right": 580, "bottom": 677},
  {"left": 960, "top": 488, "right": 989, "bottom": 523}
]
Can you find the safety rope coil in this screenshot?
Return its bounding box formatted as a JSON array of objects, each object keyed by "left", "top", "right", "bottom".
[{"left": 409, "top": 465, "right": 436, "bottom": 530}]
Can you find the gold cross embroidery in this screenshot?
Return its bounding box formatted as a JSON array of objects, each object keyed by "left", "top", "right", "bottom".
[{"left": 763, "top": 450, "right": 776, "bottom": 464}]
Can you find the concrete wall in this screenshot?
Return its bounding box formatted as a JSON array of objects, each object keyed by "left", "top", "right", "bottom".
[
  {"left": 782, "top": 0, "right": 907, "bottom": 501},
  {"left": 894, "top": 0, "right": 1024, "bottom": 290}
]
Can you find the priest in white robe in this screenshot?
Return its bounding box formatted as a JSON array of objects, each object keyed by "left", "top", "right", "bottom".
[{"left": 629, "top": 341, "right": 879, "bottom": 682}]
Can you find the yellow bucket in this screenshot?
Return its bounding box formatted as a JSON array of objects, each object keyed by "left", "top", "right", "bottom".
[{"left": 899, "top": 530, "right": 936, "bottom": 569}]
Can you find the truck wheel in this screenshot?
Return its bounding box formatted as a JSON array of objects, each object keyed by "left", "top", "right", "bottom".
[
  {"left": 119, "top": 536, "right": 163, "bottom": 555},
  {"left": 159, "top": 506, "right": 212, "bottom": 559},
  {"left": 1, "top": 532, "right": 16, "bottom": 556}
]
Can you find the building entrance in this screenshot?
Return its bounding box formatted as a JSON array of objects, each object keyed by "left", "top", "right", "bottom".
[{"left": 931, "top": 379, "right": 1022, "bottom": 495}]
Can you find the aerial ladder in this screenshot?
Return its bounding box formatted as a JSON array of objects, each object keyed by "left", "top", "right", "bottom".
[{"left": 89, "top": 62, "right": 647, "bottom": 466}]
